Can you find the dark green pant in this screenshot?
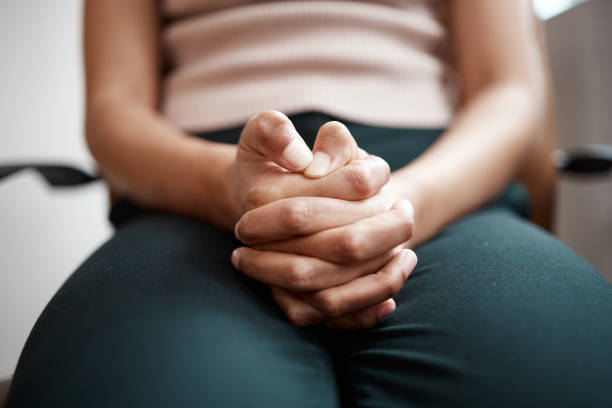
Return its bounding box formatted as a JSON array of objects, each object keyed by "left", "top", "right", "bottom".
[{"left": 7, "top": 112, "right": 612, "bottom": 407}]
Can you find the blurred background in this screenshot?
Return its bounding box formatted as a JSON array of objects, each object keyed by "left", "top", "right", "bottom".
[{"left": 0, "top": 0, "right": 610, "bottom": 385}]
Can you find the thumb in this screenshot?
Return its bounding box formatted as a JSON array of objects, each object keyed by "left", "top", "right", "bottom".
[
  {"left": 239, "top": 110, "right": 313, "bottom": 171},
  {"left": 304, "top": 121, "right": 360, "bottom": 179}
]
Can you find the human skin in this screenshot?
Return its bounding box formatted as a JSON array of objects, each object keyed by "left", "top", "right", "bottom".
[
  {"left": 228, "top": 112, "right": 416, "bottom": 328},
  {"left": 84, "top": 0, "right": 544, "bottom": 329}
]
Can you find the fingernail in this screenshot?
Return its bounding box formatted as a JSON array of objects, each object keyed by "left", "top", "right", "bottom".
[
  {"left": 402, "top": 249, "right": 417, "bottom": 268},
  {"left": 231, "top": 248, "right": 241, "bottom": 269},
  {"left": 283, "top": 138, "right": 313, "bottom": 170},
  {"left": 379, "top": 299, "right": 396, "bottom": 319},
  {"left": 234, "top": 222, "right": 242, "bottom": 242},
  {"left": 304, "top": 151, "right": 331, "bottom": 178}
]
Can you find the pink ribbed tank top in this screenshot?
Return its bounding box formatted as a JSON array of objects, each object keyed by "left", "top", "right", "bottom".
[{"left": 160, "top": 0, "right": 457, "bottom": 132}]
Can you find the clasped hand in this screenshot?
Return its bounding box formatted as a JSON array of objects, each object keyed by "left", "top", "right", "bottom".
[{"left": 227, "top": 111, "right": 417, "bottom": 329}]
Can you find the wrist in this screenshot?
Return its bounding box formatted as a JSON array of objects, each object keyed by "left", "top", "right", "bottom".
[
  {"left": 189, "top": 139, "right": 238, "bottom": 230},
  {"left": 218, "top": 156, "right": 242, "bottom": 229},
  {"left": 388, "top": 171, "right": 432, "bottom": 247},
  {"left": 388, "top": 173, "right": 427, "bottom": 219}
]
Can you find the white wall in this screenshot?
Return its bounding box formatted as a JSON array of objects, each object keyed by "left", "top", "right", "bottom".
[{"left": 0, "top": 0, "right": 111, "bottom": 379}]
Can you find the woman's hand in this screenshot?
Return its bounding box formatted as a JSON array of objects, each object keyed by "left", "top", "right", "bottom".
[
  {"left": 230, "top": 113, "right": 417, "bottom": 329},
  {"left": 232, "top": 197, "right": 416, "bottom": 329},
  {"left": 225, "top": 110, "right": 391, "bottom": 225},
  {"left": 269, "top": 248, "right": 416, "bottom": 329}
]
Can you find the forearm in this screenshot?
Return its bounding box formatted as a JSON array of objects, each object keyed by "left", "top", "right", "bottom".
[
  {"left": 86, "top": 99, "right": 237, "bottom": 230},
  {"left": 392, "top": 83, "right": 542, "bottom": 246}
]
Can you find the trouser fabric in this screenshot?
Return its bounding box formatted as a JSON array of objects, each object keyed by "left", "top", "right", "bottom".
[{"left": 7, "top": 111, "right": 612, "bottom": 407}]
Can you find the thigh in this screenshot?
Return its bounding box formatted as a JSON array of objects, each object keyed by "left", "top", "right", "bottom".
[
  {"left": 332, "top": 204, "right": 612, "bottom": 407},
  {"left": 7, "top": 213, "right": 340, "bottom": 408}
]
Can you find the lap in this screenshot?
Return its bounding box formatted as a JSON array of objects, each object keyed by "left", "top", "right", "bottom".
[
  {"left": 334, "top": 201, "right": 612, "bottom": 407},
  {"left": 7, "top": 213, "right": 340, "bottom": 407},
  {"left": 8, "top": 202, "right": 612, "bottom": 407}
]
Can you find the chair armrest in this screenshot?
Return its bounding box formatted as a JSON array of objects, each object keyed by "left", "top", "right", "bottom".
[
  {"left": 555, "top": 144, "right": 612, "bottom": 175},
  {"left": 0, "top": 163, "right": 99, "bottom": 186}
]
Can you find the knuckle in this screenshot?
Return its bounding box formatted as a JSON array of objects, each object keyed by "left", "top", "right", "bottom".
[
  {"left": 362, "top": 194, "right": 391, "bottom": 219},
  {"left": 282, "top": 200, "right": 311, "bottom": 232},
  {"left": 337, "top": 230, "right": 365, "bottom": 263},
  {"left": 318, "top": 294, "right": 344, "bottom": 317},
  {"left": 285, "top": 305, "right": 313, "bottom": 327},
  {"left": 345, "top": 164, "right": 376, "bottom": 198},
  {"left": 285, "top": 307, "right": 305, "bottom": 326},
  {"left": 245, "top": 186, "right": 271, "bottom": 209},
  {"left": 286, "top": 260, "right": 315, "bottom": 292},
  {"left": 371, "top": 156, "right": 391, "bottom": 181},
  {"left": 355, "top": 312, "right": 379, "bottom": 329}
]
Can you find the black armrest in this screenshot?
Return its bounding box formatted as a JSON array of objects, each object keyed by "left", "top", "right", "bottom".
[
  {"left": 0, "top": 163, "right": 99, "bottom": 186},
  {"left": 554, "top": 144, "right": 612, "bottom": 175}
]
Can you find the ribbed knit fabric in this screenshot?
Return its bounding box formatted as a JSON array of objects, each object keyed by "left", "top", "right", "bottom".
[{"left": 160, "top": 0, "right": 457, "bottom": 132}]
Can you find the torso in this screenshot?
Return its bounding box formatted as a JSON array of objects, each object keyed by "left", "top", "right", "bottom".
[{"left": 159, "top": 0, "right": 457, "bottom": 132}]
